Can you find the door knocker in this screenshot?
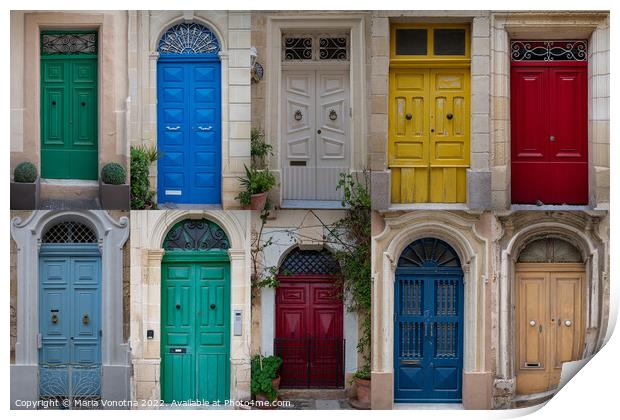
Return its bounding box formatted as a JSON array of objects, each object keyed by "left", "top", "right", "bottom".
[
  {"left": 329, "top": 109, "right": 338, "bottom": 121},
  {"left": 82, "top": 314, "right": 90, "bottom": 325},
  {"left": 294, "top": 110, "right": 303, "bottom": 121},
  {"left": 51, "top": 312, "right": 59, "bottom": 324},
  {"left": 446, "top": 113, "right": 453, "bottom": 120}
]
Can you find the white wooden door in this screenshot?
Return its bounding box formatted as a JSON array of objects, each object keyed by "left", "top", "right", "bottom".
[{"left": 282, "top": 70, "right": 349, "bottom": 201}]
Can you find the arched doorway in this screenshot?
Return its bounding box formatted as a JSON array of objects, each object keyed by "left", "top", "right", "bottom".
[
  {"left": 394, "top": 238, "right": 464, "bottom": 403},
  {"left": 38, "top": 220, "right": 102, "bottom": 406},
  {"left": 160, "top": 219, "right": 231, "bottom": 402},
  {"left": 515, "top": 237, "right": 585, "bottom": 395},
  {"left": 275, "top": 247, "right": 344, "bottom": 388},
  {"left": 157, "top": 22, "right": 222, "bottom": 205}
]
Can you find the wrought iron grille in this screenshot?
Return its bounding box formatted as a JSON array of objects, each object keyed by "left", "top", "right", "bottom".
[
  {"left": 283, "top": 36, "right": 313, "bottom": 60},
  {"left": 399, "top": 279, "right": 424, "bottom": 315},
  {"left": 434, "top": 322, "right": 458, "bottom": 358},
  {"left": 41, "top": 33, "right": 97, "bottom": 55},
  {"left": 518, "top": 237, "right": 583, "bottom": 263},
  {"left": 279, "top": 248, "right": 340, "bottom": 275},
  {"left": 282, "top": 34, "right": 349, "bottom": 61},
  {"left": 398, "top": 238, "right": 460, "bottom": 268},
  {"left": 274, "top": 338, "right": 345, "bottom": 388},
  {"left": 319, "top": 36, "right": 348, "bottom": 60},
  {"left": 435, "top": 279, "right": 459, "bottom": 316},
  {"left": 158, "top": 23, "right": 220, "bottom": 55},
  {"left": 398, "top": 321, "right": 423, "bottom": 358},
  {"left": 163, "top": 219, "right": 230, "bottom": 251},
  {"left": 510, "top": 40, "right": 587, "bottom": 62},
  {"left": 42, "top": 222, "right": 97, "bottom": 244},
  {"left": 39, "top": 364, "right": 101, "bottom": 409}
]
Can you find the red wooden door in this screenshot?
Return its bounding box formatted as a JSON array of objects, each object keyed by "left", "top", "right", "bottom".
[
  {"left": 511, "top": 63, "right": 587, "bottom": 204},
  {"left": 275, "top": 275, "right": 344, "bottom": 388}
]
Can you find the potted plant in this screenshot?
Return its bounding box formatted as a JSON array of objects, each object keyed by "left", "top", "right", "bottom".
[
  {"left": 11, "top": 161, "right": 40, "bottom": 210},
  {"left": 99, "top": 162, "right": 129, "bottom": 210},
  {"left": 251, "top": 354, "right": 282, "bottom": 409},
  {"left": 350, "top": 366, "right": 371, "bottom": 409},
  {"left": 130, "top": 145, "right": 159, "bottom": 210},
  {"left": 251, "top": 128, "right": 273, "bottom": 170},
  {"left": 237, "top": 164, "right": 276, "bottom": 210}
]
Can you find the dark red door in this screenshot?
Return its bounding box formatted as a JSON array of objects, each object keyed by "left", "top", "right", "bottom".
[
  {"left": 511, "top": 62, "right": 588, "bottom": 204},
  {"left": 275, "top": 275, "right": 344, "bottom": 388}
]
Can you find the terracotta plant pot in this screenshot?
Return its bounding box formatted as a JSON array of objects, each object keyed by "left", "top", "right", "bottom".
[
  {"left": 351, "top": 376, "right": 371, "bottom": 409},
  {"left": 272, "top": 375, "right": 281, "bottom": 390},
  {"left": 250, "top": 192, "right": 268, "bottom": 210}
]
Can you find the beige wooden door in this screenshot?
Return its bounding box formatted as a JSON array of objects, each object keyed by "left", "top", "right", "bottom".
[{"left": 516, "top": 264, "right": 585, "bottom": 395}]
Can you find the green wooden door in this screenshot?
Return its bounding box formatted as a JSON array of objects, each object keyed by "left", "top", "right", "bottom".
[
  {"left": 41, "top": 32, "right": 98, "bottom": 180},
  {"left": 161, "top": 251, "right": 230, "bottom": 403}
]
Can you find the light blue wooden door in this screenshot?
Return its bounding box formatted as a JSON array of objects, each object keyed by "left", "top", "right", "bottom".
[
  {"left": 39, "top": 244, "right": 101, "bottom": 399},
  {"left": 394, "top": 238, "right": 464, "bottom": 403}
]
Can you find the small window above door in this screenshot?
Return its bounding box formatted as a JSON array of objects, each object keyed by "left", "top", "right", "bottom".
[
  {"left": 282, "top": 33, "right": 349, "bottom": 62},
  {"left": 391, "top": 24, "right": 470, "bottom": 60}
]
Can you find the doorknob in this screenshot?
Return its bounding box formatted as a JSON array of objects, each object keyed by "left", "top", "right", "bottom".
[
  {"left": 564, "top": 320, "right": 572, "bottom": 327},
  {"left": 405, "top": 113, "right": 412, "bottom": 120},
  {"left": 210, "top": 304, "right": 216, "bottom": 310},
  {"left": 175, "top": 303, "right": 181, "bottom": 309},
  {"left": 529, "top": 320, "right": 536, "bottom": 327},
  {"left": 550, "top": 135, "right": 556, "bottom": 142},
  {"left": 317, "top": 129, "right": 322, "bottom": 134},
  {"left": 446, "top": 113, "right": 453, "bottom": 120}
]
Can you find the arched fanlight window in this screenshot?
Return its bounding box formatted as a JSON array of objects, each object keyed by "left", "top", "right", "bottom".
[
  {"left": 279, "top": 248, "right": 340, "bottom": 275},
  {"left": 158, "top": 23, "right": 220, "bottom": 55},
  {"left": 518, "top": 238, "right": 582, "bottom": 263},
  {"left": 398, "top": 238, "right": 460, "bottom": 268},
  {"left": 163, "top": 219, "right": 230, "bottom": 251},
  {"left": 42, "top": 221, "right": 97, "bottom": 244}
]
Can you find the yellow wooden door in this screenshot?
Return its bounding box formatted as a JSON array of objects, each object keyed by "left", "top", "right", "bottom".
[
  {"left": 389, "top": 67, "right": 469, "bottom": 203},
  {"left": 516, "top": 266, "right": 585, "bottom": 395}
]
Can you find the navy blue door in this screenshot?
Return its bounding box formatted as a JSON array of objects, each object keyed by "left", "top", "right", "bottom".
[
  {"left": 39, "top": 243, "right": 101, "bottom": 400},
  {"left": 157, "top": 60, "right": 221, "bottom": 205},
  {"left": 394, "top": 238, "right": 463, "bottom": 403}
]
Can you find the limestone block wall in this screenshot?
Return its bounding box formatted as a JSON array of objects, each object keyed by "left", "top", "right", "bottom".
[
  {"left": 489, "top": 11, "right": 609, "bottom": 210},
  {"left": 369, "top": 11, "right": 492, "bottom": 211},
  {"left": 10, "top": 11, "right": 130, "bottom": 176},
  {"left": 127, "top": 11, "right": 251, "bottom": 209},
  {"left": 129, "top": 210, "right": 252, "bottom": 404}
]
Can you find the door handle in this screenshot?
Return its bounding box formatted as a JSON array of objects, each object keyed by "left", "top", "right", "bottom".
[
  {"left": 176, "top": 303, "right": 181, "bottom": 309},
  {"left": 550, "top": 135, "right": 556, "bottom": 142},
  {"left": 405, "top": 113, "right": 412, "bottom": 120},
  {"left": 317, "top": 129, "right": 322, "bottom": 134},
  {"left": 210, "top": 304, "right": 216, "bottom": 310},
  {"left": 446, "top": 113, "right": 453, "bottom": 120},
  {"left": 529, "top": 320, "right": 536, "bottom": 327},
  {"left": 564, "top": 320, "right": 572, "bottom": 327},
  {"left": 197, "top": 126, "right": 212, "bottom": 131},
  {"left": 425, "top": 321, "right": 429, "bottom": 337},
  {"left": 166, "top": 126, "right": 181, "bottom": 131},
  {"left": 82, "top": 313, "right": 90, "bottom": 325}
]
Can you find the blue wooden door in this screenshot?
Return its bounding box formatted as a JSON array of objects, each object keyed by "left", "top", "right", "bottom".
[
  {"left": 394, "top": 238, "right": 463, "bottom": 403},
  {"left": 39, "top": 244, "right": 101, "bottom": 399},
  {"left": 157, "top": 60, "right": 222, "bottom": 205}
]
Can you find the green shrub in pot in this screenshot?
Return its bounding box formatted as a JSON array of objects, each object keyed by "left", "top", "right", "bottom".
[
  {"left": 236, "top": 165, "right": 276, "bottom": 207},
  {"left": 101, "top": 162, "right": 127, "bottom": 185},
  {"left": 14, "top": 161, "right": 37, "bottom": 183},
  {"left": 250, "top": 354, "right": 282, "bottom": 402}
]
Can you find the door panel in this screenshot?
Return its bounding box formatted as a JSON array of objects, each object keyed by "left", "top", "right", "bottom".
[
  {"left": 516, "top": 268, "right": 584, "bottom": 395},
  {"left": 281, "top": 70, "right": 350, "bottom": 201},
  {"left": 39, "top": 254, "right": 101, "bottom": 398},
  {"left": 511, "top": 65, "right": 588, "bottom": 204},
  {"left": 157, "top": 61, "right": 221, "bottom": 204},
  {"left": 161, "top": 260, "right": 230, "bottom": 402},
  {"left": 389, "top": 67, "right": 469, "bottom": 203},
  {"left": 395, "top": 273, "right": 463, "bottom": 402},
  {"left": 275, "top": 278, "right": 343, "bottom": 388},
  {"left": 41, "top": 57, "right": 98, "bottom": 180}
]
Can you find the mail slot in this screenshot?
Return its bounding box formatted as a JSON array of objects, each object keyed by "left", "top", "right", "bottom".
[
  {"left": 524, "top": 362, "right": 541, "bottom": 368},
  {"left": 400, "top": 359, "right": 421, "bottom": 366},
  {"left": 170, "top": 347, "right": 187, "bottom": 354},
  {"left": 290, "top": 161, "right": 307, "bottom": 166}
]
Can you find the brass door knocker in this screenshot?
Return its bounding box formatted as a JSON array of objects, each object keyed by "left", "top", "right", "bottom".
[
  {"left": 51, "top": 313, "right": 59, "bottom": 324},
  {"left": 82, "top": 314, "right": 90, "bottom": 325}
]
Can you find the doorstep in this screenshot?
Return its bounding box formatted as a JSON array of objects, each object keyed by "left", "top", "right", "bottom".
[
  {"left": 281, "top": 200, "right": 346, "bottom": 210},
  {"left": 40, "top": 178, "right": 99, "bottom": 201},
  {"left": 157, "top": 203, "right": 223, "bottom": 210},
  {"left": 394, "top": 403, "right": 464, "bottom": 410}
]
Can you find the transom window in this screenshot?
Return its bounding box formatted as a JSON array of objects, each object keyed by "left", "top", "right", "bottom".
[
  {"left": 510, "top": 40, "right": 588, "bottom": 62},
  {"left": 398, "top": 238, "right": 461, "bottom": 268},
  {"left": 158, "top": 23, "right": 220, "bottom": 56},
  {"left": 42, "top": 221, "right": 97, "bottom": 243},
  {"left": 41, "top": 32, "right": 97, "bottom": 56},
  {"left": 282, "top": 33, "right": 349, "bottom": 61},
  {"left": 163, "top": 219, "right": 230, "bottom": 251},
  {"left": 518, "top": 238, "right": 583, "bottom": 263},
  {"left": 279, "top": 248, "right": 340, "bottom": 275},
  {"left": 392, "top": 24, "right": 469, "bottom": 59}
]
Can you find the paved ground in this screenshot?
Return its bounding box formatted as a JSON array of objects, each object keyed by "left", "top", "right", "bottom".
[
  {"left": 280, "top": 398, "right": 351, "bottom": 410},
  {"left": 157, "top": 202, "right": 222, "bottom": 210},
  {"left": 40, "top": 199, "right": 100, "bottom": 210}
]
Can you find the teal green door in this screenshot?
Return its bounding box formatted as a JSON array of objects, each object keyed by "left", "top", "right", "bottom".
[
  {"left": 41, "top": 32, "right": 98, "bottom": 180},
  {"left": 161, "top": 251, "right": 230, "bottom": 403}
]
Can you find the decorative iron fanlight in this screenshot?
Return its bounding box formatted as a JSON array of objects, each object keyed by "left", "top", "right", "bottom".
[
  {"left": 510, "top": 40, "right": 587, "bottom": 62},
  {"left": 279, "top": 248, "right": 340, "bottom": 275},
  {"left": 163, "top": 219, "right": 230, "bottom": 251},
  {"left": 158, "top": 23, "right": 220, "bottom": 55}
]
